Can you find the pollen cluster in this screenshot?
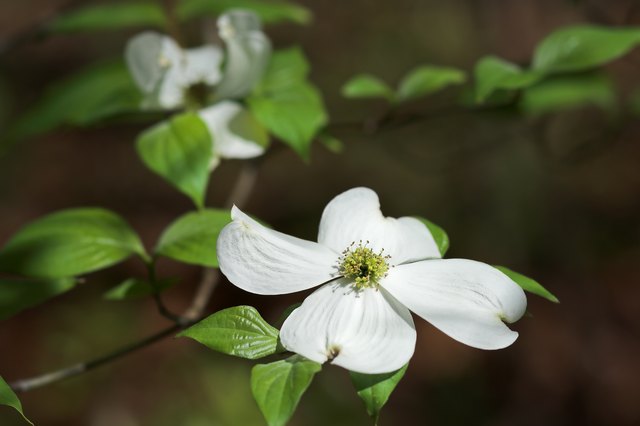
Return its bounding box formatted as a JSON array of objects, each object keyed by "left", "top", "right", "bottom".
[{"left": 339, "top": 241, "right": 390, "bottom": 289}]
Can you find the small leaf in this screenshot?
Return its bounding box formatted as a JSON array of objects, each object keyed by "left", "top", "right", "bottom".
[
  {"left": 0, "top": 375, "right": 33, "bottom": 425},
  {"left": 251, "top": 355, "right": 322, "bottom": 426},
  {"left": 136, "top": 113, "right": 213, "bottom": 208},
  {"left": 317, "top": 133, "right": 344, "bottom": 154},
  {"left": 350, "top": 364, "right": 408, "bottom": 423},
  {"left": 178, "top": 306, "right": 280, "bottom": 359},
  {"left": 248, "top": 47, "right": 328, "bottom": 159},
  {"left": 495, "top": 266, "right": 559, "bottom": 303},
  {"left": 396, "top": 65, "right": 466, "bottom": 102},
  {"left": 473, "top": 56, "right": 543, "bottom": 102},
  {"left": 103, "top": 277, "right": 176, "bottom": 301},
  {"left": 0, "top": 208, "right": 146, "bottom": 279},
  {"left": 155, "top": 209, "right": 231, "bottom": 267},
  {"left": 519, "top": 73, "right": 616, "bottom": 116},
  {"left": 177, "top": 0, "right": 311, "bottom": 25},
  {"left": 414, "top": 217, "right": 449, "bottom": 257},
  {"left": 48, "top": 2, "right": 167, "bottom": 33},
  {"left": 341, "top": 74, "right": 394, "bottom": 100},
  {"left": 0, "top": 278, "right": 77, "bottom": 321},
  {"left": 11, "top": 61, "right": 141, "bottom": 139},
  {"left": 533, "top": 25, "right": 640, "bottom": 73}
]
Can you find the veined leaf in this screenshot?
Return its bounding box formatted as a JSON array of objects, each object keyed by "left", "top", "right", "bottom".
[
  {"left": 474, "top": 56, "right": 543, "bottom": 102},
  {"left": 495, "top": 266, "right": 559, "bottom": 303},
  {"left": 103, "top": 277, "right": 176, "bottom": 301},
  {"left": 396, "top": 65, "right": 466, "bottom": 102},
  {"left": 350, "top": 364, "right": 408, "bottom": 423},
  {"left": 341, "top": 74, "right": 394, "bottom": 100},
  {"left": 0, "top": 278, "right": 77, "bottom": 321}
]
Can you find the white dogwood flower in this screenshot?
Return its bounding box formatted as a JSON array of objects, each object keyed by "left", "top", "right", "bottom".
[
  {"left": 217, "top": 187, "right": 527, "bottom": 374},
  {"left": 125, "top": 9, "right": 271, "bottom": 169}
]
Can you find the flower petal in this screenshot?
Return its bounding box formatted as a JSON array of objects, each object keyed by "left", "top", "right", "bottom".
[
  {"left": 280, "top": 279, "right": 416, "bottom": 374},
  {"left": 217, "top": 206, "right": 339, "bottom": 295},
  {"left": 382, "top": 259, "right": 527, "bottom": 350},
  {"left": 199, "top": 101, "right": 267, "bottom": 163},
  {"left": 184, "top": 45, "right": 224, "bottom": 86},
  {"left": 317, "top": 187, "right": 440, "bottom": 264},
  {"left": 215, "top": 10, "right": 271, "bottom": 100}
]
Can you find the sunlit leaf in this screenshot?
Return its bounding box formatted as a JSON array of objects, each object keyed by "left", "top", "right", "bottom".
[
  {"left": 350, "top": 364, "right": 408, "bottom": 423},
  {"left": 396, "top": 65, "right": 466, "bottom": 102},
  {"left": 474, "top": 56, "right": 543, "bottom": 102},
  {"left": 251, "top": 355, "right": 321, "bottom": 426},
  {"left": 0, "top": 376, "right": 32, "bottom": 425},
  {"left": 11, "top": 61, "right": 141, "bottom": 139},
  {"left": 155, "top": 209, "right": 231, "bottom": 267},
  {"left": 136, "top": 113, "right": 213, "bottom": 208},
  {"left": 495, "top": 266, "right": 559, "bottom": 303},
  {"left": 0, "top": 278, "right": 76, "bottom": 321},
  {"left": 414, "top": 217, "right": 449, "bottom": 256},
  {"left": 103, "top": 277, "right": 176, "bottom": 301},
  {"left": 248, "top": 47, "right": 327, "bottom": 159},
  {"left": 177, "top": 0, "right": 311, "bottom": 25},
  {"left": 533, "top": 25, "right": 640, "bottom": 73},
  {"left": 179, "top": 305, "right": 280, "bottom": 359},
  {"left": 341, "top": 74, "right": 394, "bottom": 100},
  {"left": 48, "top": 2, "right": 167, "bottom": 33},
  {"left": 520, "top": 73, "right": 616, "bottom": 115},
  {"left": 0, "top": 209, "right": 146, "bottom": 279}
]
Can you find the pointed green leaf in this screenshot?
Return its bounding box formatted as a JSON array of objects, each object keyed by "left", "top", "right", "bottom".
[
  {"left": 48, "top": 2, "right": 167, "bottom": 33},
  {"left": 533, "top": 25, "right": 640, "bottom": 73},
  {"left": 396, "top": 65, "right": 466, "bottom": 102},
  {"left": 350, "top": 364, "right": 408, "bottom": 423},
  {"left": 11, "top": 61, "right": 141, "bottom": 139},
  {"left": 251, "top": 355, "right": 321, "bottom": 426},
  {"left": 0, "top": 278, "right": 77, "bottom": 321},
  {"left": 414, "top": 217, "right": 449, "bottom": 256},
  {"left": 248, "top": 47, "right": 327, "bottom": 159},
  {"left": 0, "top": 375, "right": 33, "bottom": 425},
  {"left": 103, "top": 277, "right": 176, "bottom": 301},
  {"left": 495, "top": 266, "right": 559, "bottom": 303},
  {"left": 177, "top": 0, "right": 311, "bottom": 25},
  {"left": 0, "top": 208, "right": 146, "bottom": 278},
  {"left": 520, "top": 73, "right": 616, "bottom": 116},
  {"left": 341, "top": 74, "right": 394, "bottom": 100},
  {"left": 155, "top": 209, "right": 231, "bottom": 267},
  {"left": 136, "top": 113, "right": 213, "bottom": 208},
  {"left": 179, "top": 306, "right": 280, "bottom": 359},
  {"left": 473, "top": 56, "right": 543, "bottom": 102}
]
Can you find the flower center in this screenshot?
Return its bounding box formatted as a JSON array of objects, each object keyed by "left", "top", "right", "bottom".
[{"left": 338, "top": 241, "right": 390, "bottom": 289}]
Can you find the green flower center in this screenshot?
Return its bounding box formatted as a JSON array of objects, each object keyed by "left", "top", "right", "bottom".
[{"left": 339, "top": 241, "right": 390, "bottom": 289}]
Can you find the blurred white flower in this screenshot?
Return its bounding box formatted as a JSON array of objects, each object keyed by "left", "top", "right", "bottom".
[
  {"left": 125, "top": 10, "right": 271, "bottom": 168},
  {"left": 217, "top": 187, "right": 527, "bottom": 374}
]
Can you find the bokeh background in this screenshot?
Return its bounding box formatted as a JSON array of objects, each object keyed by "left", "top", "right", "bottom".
[{"left": 1, "top": 0, "right": 640, "bottom": 425}]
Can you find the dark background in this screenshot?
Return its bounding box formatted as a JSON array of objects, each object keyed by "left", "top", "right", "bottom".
[{"left": 1, "top": 0, "right": 639, "bottom": 425}]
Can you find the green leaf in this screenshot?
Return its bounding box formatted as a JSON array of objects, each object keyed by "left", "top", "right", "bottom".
[
  {"left": 520, "top": 73, "right": 616, "bottom": 116},
  {"left": 494, "top": 266, "right": 559, "bottom": 303},
  {"left": 103, "top": 277, "right": 176, "bottom": 301},
  {"left": 0, "top": 375, "right": 33, "bottom": 425},
  {"left": 155, "top": 209, "right": 231, "bottom": 267},
  {"left": 177, "top": 0, "right": 311, "bottom": 25},
  {"left": 474, "top": 56, "right": 543, "bottom": 102},
  {"left": 350, "top": 364, "right": 408, "bottom": 423},
  {"left": 414, "top": 217, "right": 449, "bottom": 256},
  {"left": 251, "top": 355, "right": 322, "bottom": 426},
  {"left": 0, "top": 208, "right": 146, "bottom": 279},
  {"left": 533, "top": 25, "right": 640, "bottom": 73},
  {"left": 396, "top": 65, "right": 466, "bottom": 102},
  {"left": 178, "top": 305, "right": 280, "bottom": 359},
  {"left": 341, "top": 74, "right": 394, "bottom": 100},
  {"left": 317, "top": 133, "right": 344, "bottom": 154},
  {"left": 248, "top": 47, "right": 327, "bottom": 159},
  {"left": 0, "top": 278, "right": 76, "bottom": 321},
  {"left": 136, "top": 113, "right": 213, "bottom": 208},
  {"left": 48, "top": 2, "right": 167, "bottom": 33},
  {"left": 11, "top": 60, "right": 141, "bottom": 139}
]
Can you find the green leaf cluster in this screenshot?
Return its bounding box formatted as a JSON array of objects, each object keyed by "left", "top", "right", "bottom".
[{"left": 342, "top": 65, "right": 466, "bottom": 104}]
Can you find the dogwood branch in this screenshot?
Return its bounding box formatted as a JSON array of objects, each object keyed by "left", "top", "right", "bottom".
[{"left": 9, "top": 161, "right": 261, "bottom": 392}]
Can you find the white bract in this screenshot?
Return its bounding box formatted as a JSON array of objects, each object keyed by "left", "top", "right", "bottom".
[
  {"left": 125, "top": 9, "right": 271, "bottom": 169},
  {"left": 217, "top": 187, "right": 528, "bottom": 374}
]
